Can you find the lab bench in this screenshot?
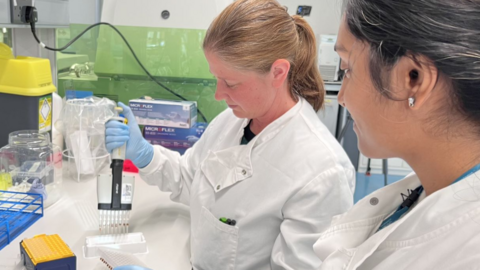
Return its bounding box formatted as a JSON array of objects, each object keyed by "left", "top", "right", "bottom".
[{"left": 0, "top": 173, "right": 192, "bottom": 269}]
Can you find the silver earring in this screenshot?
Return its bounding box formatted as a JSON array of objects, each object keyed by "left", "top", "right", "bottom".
[{"left": 408, "top": 97, "right": 415, "bottom": 107}]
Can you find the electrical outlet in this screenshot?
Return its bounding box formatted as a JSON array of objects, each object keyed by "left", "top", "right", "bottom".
[{"left": 10, "top": 0, "right": 34, "bottom": 24}]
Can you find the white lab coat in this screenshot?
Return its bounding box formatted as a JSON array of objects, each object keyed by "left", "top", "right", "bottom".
[
  {"left": 314, "top": 172, "right": 480, "bottom": 269},
  {"left": 139, "top": 97, "right": 355, "bottom": 270}
]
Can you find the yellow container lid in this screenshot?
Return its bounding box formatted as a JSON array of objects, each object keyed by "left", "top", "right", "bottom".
[
  {"left": 0, "top": 42, "right": 56, "bottom": 96},
  {"left": 21, "top": 234, "right": 75, "bottom": 265}
]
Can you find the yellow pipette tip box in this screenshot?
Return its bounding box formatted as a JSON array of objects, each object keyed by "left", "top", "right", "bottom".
[{"left": 20, "top": 234, "right": 76, "bottom": 269}]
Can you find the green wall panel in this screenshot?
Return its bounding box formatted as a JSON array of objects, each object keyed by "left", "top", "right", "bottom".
[{"left": 56, "top": 24, "right": 226, "bottom": 123}]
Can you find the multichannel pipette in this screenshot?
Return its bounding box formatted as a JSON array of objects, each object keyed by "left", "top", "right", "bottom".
[{"left": 97, "top": 107, "right": 135, "bottom": 234}]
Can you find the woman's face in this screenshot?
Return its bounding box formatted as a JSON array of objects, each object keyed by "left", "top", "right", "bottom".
[
  {"left": 336, "top": 20, "right": 412, "bottom": 158},
  {"left": 204, "top": 51, "right": 279, "bottom": 120}
]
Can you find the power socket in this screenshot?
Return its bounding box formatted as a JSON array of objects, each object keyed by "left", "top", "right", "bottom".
[{"left": 10, "top": 0, "right": 35, "bottom": 24}]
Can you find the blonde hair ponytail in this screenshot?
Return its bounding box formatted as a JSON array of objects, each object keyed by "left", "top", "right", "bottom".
[
  {"left": 204, "top": 0, "right": 325, "bottom": 111},
  {"left": 290, "top": 15, "right": 325, "bottom": 111}
]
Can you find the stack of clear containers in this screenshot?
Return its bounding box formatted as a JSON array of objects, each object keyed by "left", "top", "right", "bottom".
[
  {"left": 0, "top": 130, "right": 62, "bottom": 208},
  {"left": 58, "top": 97, "right": 114, "bottom": 182}
]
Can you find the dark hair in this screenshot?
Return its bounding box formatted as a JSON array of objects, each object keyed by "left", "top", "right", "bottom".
[
  {"left": 344, "top": 0, "right": 480, "bottom": 128},
  {"left": 203, "top": 0, "right": 324, "bottom": 111}
]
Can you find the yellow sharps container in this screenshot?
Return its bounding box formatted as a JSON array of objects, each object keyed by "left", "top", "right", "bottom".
[{"left": 0, "top": 42, "right": 56, "bottom": 147}]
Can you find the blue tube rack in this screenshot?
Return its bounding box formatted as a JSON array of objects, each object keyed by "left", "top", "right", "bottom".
[{"left": 0, "top": 190, "right": 43, "bottom": 251}]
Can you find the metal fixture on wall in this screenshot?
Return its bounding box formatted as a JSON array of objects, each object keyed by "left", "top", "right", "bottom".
[{"left": 161, "top": 10, "right": 170, "bottom": 20}]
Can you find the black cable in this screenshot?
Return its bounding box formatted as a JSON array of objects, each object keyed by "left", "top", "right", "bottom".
[
  {"left": 366, "top": 158, "right": 371, "bottom": 176},
  {"left": 382, "top": 158, "right": 388, "bottom": 186},
  {"left": 30, "top": 21, "right": 208, "bottom": 123}
]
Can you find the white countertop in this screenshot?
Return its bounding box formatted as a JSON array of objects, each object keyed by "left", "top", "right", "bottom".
[{"left": 0, "top": 172, "right": 192, "bottom": 270}]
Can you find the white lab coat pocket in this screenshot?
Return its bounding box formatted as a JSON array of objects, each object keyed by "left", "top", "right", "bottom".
[
  {"left": 192, "top": 206, "right": 239, "bottom": 270},
  {"left": 319, "top": 248, "right": 355, "bottom": 270}
]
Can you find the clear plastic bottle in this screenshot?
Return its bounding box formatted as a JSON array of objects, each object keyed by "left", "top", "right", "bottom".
[{"left": 0, "top": 130, "right": 62, "bottom": 208}]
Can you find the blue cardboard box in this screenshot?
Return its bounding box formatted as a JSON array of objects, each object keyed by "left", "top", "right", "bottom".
[
  {"left": 130, "top": 99, "right": 197, "bottom": 128},
  {"left": 143, "top": 123, "right": 207, "bottom": 153}
]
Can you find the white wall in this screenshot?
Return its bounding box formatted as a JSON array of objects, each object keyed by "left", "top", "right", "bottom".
[
  {"left": 101, "top": 0, "right": 231, "bottom": 29},
  {"left": 69, "top": 0, "right": 98, "bottom": 24},
  {"left": 65, "top": 0, "right": 343, "bottom": 32},
  {"left": 96, "top": 0, "right": 342, "bottom": 33},
  {"left": 278, "top": 0, "right": 343, "bottom": 38},
  {"left": 67, "top": 0, "right": 232, "bottom": 27}
]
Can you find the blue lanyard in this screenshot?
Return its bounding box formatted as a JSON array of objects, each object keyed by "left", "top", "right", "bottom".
[{"left": 377, "top": 163, "right": 480, "bottom": 232}]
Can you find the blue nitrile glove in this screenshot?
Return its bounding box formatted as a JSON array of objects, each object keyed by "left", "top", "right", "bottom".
[
  {"left": 28, "top": 178, "right": 48, "bottom": 200},
  {"left": 113, "top": 266, "right": 152, "bottom": 270},
  {"left": 105, "top": 102, "right": 154, "bottom": 168}
]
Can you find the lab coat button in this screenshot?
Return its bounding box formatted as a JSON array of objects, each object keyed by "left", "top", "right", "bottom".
[
  {"left": 370, "top": 197, "right": 379, "bottom": 205},
  {"left": 241, "top": 169, "right": 247, "bottom": 175},
  {"left": 216, "top": 185, "right": 221, "bottom": 190}
]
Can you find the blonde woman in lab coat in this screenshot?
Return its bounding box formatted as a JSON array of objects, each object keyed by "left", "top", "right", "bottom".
[
  {"left": 313, "top": 0, "right": 480, "bottom": 269},
  {"left": 106, "top": 0, "right": 355, "bottom": 269}
]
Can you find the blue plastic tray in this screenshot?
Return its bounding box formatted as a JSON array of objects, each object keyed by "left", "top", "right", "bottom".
[{"left": 0, "top": 191, "right": 43, "bottom": 251}]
